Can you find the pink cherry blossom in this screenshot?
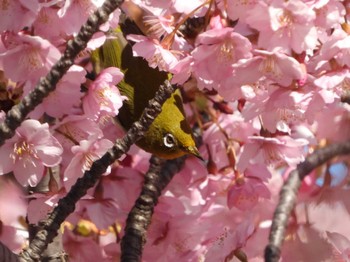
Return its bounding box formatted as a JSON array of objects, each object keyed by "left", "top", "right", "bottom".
[
  {"left": 170, "top": 55, "right": 193, "bottom": 85},
  {"left": 57, "top": 0, "right": 101, "bottom": 35},
  {"left": 143, "top": 198, "right": 205, "bottom": 261},
  {"left": 143, "top": 13, "right": 175, "bottom": 38},
  {"left": 262, "top": 87, "right": 312, "bottom": 133},
  {"left": 0, "top": 32, "right": 61, "bottom": 83},
  {"left": 0, "top": 178, "right": 27, "bottom": 226},
  {"left": 282, "top": 225, "right": 335, "bottom": 261},
  {"left": 53, "top": 115, "right": 104, "bottom": 168},
  {"left": 172, "top": 0, "right": 208, "bottom": 14},
  {"left": 220, "top": 49, "right": 306, "bottom": 101},
  {"left": 123, "top": 0, "right": 170, "bottom": 16},
  {"left": 0, "top": 119, "right": 63, "bottom": 186},
  {"left": 0, "top": 177, "right": 27, "bottom": 252},
  {"left": 204, "top": 219, "right": 255, "bottom": 261},
  {"left": 63, "top": 227, "right": 105, "bottom": 261},
  {"left": 32, "top": 6, "right": 66, "bottom": 44},
  {"left": 192, "top": 27, "right": 252, "bottom": 91},
  {"left": 101, "top": 166, "right": 143, "bottom": 215},
  {"left": 0, "top": 0, "right": 41, "bottom": 32},
  {"left": 63, "top": 136, "right": 113, "bottom": 191},
  {"left": 73, "top": 198, "right": 120, "bottom": 229},
  {"left": 27, "top": 65, "right": 86, "bottom": 118},
  {"left": 227, "top": 164, "right": 271, "bottom": 210},
  {"left": 86, "top": 32, "right": 107, "bottom": 51},
  {"left": 237, "top": 135, "right": 308, "bottom": 171},
  {"left": 224, "top": 0, "right": 259, "bottom": 21},
  {"left": 254, "top": 49, "right": 305, "bottom": 87},
  {"left": 308, "top": 29, "right": 350, "bottom": 74},
  {"left": 127, "top": 34, "right": 179, "bottom": 71},
  {"left": 0, "top": 224, "right": 26, "bottom": 253},
  {"left": 315, "top": 104, "right": 350, "bottom": 143},
  {"left": 326, "top": 231, "right": 350, "bottom": 261},
  {"left": 246, "top": 0, "right": 318, "bottom": 53},
  {"left": 313, "top": 0, "right": 345, "bottom": 36},
  {"left": 314, "top": 68, "right": 350, "bottom": 99},
  {"left": 83, "top": 67, "right": 125, "bottom": 119},
  {"left": 203, "top": 112, "right": 257, "bottom": 171},
  {"left": 27, "top": 191, "right": 65, "bottom": 224}
]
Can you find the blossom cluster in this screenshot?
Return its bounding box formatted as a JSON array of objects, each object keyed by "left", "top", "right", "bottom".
[{"left": 0, "top": 0, "right": 350, "bottom": 261}]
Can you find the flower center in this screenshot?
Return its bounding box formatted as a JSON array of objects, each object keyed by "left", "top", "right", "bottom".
[
  {"left": 260, "top": 56, "right": 282, "bottom": 79},
  {"left": 278, "top": 10, "right": 293, "bottom": 28},
  {"left": 20, "top": 48, "right": 44, "bottom": 72},
  {"left": 11, "top": 140, "right": 38, "bottom": 166},
  {"left": 219, "top": 40, "right": 235, "bottom": 63}
]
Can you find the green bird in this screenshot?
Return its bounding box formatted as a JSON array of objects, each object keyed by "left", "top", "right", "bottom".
[{"left": 91, "top": 27, "right": 201, "bottom": 160}]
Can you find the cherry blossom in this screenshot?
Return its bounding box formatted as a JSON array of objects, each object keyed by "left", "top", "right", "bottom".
[
  {"left": 63, "top": 224, "right": 105, "bottom": 261},
  {"left": 246, "top": 0, "right": 318, "bottom": 53},
  {"left": 83, "top": 67, "right": 125, "bottom": 119},
  {"left": 0, "top": 32, "right": 60, "bottom": 83},
  {"left": 192, "top": 27, "right": 252, "bottom": 91},
  {"left": 0, "top": 119, "right": 63, "bottom": 186},
  {"left": 57, "top": 0, "right": 102, "bottom": 35},
  {"left": 27, "top": 65, "right": 86, "bottom": 118},
  {"left": 0, "top": 0, "right": 41, "bottom": 32},
  {"left": 237, "top": 135, "right": 308, "bottom": 171},
  {"left": 326, "top": 231, "right": 350, "bottom": 261},
  {"left": 127, "top": 34, "right": 179, "bottom": 71},
  {"left": 227, "top": 164, "right": 271, "bottom": 210},
  {"left": 63, "top": 136, "right": 113, "bottom": 191}
]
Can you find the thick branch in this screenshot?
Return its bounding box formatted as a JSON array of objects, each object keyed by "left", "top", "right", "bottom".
[
  {"left": 121, "top": 127, "right": 202, "bottom": 262},
  {"left": 0, "top": 0, "right": 124, "bottom": 147},
  {"left": 265, "top": 140, "right": 350, "bottom": 262},
  {"left": 18, "top": 81, "right": 176, "bottom": 262},
  {"left": 120, "top": 156, "right": 187, "bottom": 262}
]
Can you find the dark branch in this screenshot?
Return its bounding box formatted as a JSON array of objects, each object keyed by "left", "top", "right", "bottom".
[
  {"left": 120, "top": 156, "right": 187, "bottom": 262},
  {"left": 18, "top": 81, "right": 176, "bottom": 262},
  {"left": 265, "top": 140, "right": 350, "bottom": 262},
  {"left": 121, "top": 127, "right": 203, "bottom": 262},
  {"left": 0, "top": 0, "right": 124, "bottom": 147}
]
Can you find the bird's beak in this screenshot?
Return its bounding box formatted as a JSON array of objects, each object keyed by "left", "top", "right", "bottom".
[{"left": 186, "top": 146, "right": 204, "bottom": 161}]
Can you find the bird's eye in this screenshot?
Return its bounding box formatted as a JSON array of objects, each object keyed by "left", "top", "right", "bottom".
[{"left": 163, "top": 133, "right": 175, "bottom": 148}]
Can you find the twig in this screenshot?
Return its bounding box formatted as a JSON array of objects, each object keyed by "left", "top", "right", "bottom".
[
  {"left": 265, "top": 140, "right": 350, "bottom": 262},
  {"left": 0, "top": 0, "right": 124, "bottom": 147},
  {"left": 18, "top": 81, "right": 176, "bottom": 262}
]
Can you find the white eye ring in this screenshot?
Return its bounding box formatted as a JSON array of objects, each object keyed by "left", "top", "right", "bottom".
[{"left": 163, "top": 133, "right": 175, "bottom": 148}]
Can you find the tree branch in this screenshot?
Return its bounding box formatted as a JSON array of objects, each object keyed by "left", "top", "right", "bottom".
[
  {"left": 0, "top": 0, "right": 124, "bottom": 147},
  {"left": 120, "top": 156, "right": 186, "bottom": 262},
  {"left": 18, "top": 81, "right": 176, "bottom": 262},
  {"left": 121, "top": 127, "right": 203, "bottom": 262},
  {"left": 265, "top": 140, "right": 350, "bottom": 262}
]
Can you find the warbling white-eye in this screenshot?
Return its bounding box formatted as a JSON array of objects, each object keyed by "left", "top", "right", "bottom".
[{"left": 91, "top": 27, "right": 202, "bottom": 160}]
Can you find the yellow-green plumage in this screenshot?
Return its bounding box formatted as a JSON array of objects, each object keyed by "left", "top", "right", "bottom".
[{"left": 91, "top": 28, "right": 201, "bottom": 159}]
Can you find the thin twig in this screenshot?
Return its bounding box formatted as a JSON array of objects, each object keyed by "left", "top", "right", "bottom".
[
  {"left": 265, "top": 140, "right": 350, "bottom": 262},
  {"left": 0, "top": 0, "right": 124, "bottom": 147},
  {"left": 18, "top": 81, "right": 176, "bottom": 262}
]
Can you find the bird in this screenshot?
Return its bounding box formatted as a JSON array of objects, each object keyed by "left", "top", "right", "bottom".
[{"left": 91, "top": 26, "right": 202, "bottom": 160}]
